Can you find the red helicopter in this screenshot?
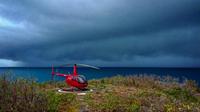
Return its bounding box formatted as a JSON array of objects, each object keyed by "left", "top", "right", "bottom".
[{"left": 51, "top": 64, "right": 99, "bottom": 90}]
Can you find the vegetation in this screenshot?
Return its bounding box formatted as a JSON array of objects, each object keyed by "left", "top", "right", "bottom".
[
  {"left": 0, "top": 72, "right": 78, "bottom": 112},
  {"left": 85, "top": 75, "right": 200, "bottom": 112},
  {"left": 0, "top": 73, "right": 47, "bottom": 112},
  {"left": 0, "top": 72, "right": 200, "bottom": 112}
]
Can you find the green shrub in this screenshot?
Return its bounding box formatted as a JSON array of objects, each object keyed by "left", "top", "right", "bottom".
[
  {"left": 46, "top": 91, "right": 78, "bottom": 112},
  {"left": 164, "top": 88, "right": 198, "bottom": 102},
  {"left": 129, "top": 103, "right": 140, "bottom": 112},
  {"left": 46, "top": 91, "right": 61, "bottom": 111}
]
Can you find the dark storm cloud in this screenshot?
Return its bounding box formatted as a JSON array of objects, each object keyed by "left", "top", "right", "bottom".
[{"left": 0, "top": 0, "right": 200, "bottom": 67}]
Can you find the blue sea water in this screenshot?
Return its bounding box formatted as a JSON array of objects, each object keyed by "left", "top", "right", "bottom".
[{"left": 0, "top": 67, "right": 200, "bottom": 84}]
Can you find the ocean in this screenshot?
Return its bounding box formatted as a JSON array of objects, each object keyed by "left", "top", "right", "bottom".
[{"left": 0, "top": 67, "right": 200, "bottom": 84}]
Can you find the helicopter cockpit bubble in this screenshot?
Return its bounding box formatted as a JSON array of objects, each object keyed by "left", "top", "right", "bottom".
[{"left": 77, "top": 75, "right": 87, "bottom": 83}]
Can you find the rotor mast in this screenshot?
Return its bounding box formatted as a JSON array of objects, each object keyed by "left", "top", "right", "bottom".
[{"left": 73, "top": 64, "right": 78, "bottom": 76}]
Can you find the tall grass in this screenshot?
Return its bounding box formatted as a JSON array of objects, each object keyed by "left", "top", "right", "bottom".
[
  {"left": 0, "top": 72, "right": 48, "bottom": 112},
  {"left": 86, "top": 75, "right": 200, "bottom": 112},
  {"left": 0, "top": 72, "right": 79, "bottom": 112}
]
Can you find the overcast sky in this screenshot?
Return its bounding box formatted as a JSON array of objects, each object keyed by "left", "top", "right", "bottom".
[{"left": 0, "top": 0, "right": 200, "bottom": 67}]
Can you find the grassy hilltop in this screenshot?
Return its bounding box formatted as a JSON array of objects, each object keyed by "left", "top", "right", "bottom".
[{"left": 0, "top": 72, "right": 200, "bottom": 112}]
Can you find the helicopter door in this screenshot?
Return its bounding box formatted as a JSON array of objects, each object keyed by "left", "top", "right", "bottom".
[{"left": 72, "top": 76, "right": 76, "bottom": 81}]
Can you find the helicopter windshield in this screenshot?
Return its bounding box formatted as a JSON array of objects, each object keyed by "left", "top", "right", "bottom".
[{"left": 77, "top": 75, "right": 87, "bottom": 83}]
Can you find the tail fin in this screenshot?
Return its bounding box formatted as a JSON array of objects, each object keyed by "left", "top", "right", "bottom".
[{"left": 51, "top": 65, "right": 55, "bottom": 80}]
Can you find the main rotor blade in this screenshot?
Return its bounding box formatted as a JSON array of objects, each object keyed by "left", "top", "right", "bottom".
[
  {"left": 57, "top": 63, "right": 100, "bottom": 69},
  {"left": 77, "top": 64, "right": 100, "bottom": 70}
]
